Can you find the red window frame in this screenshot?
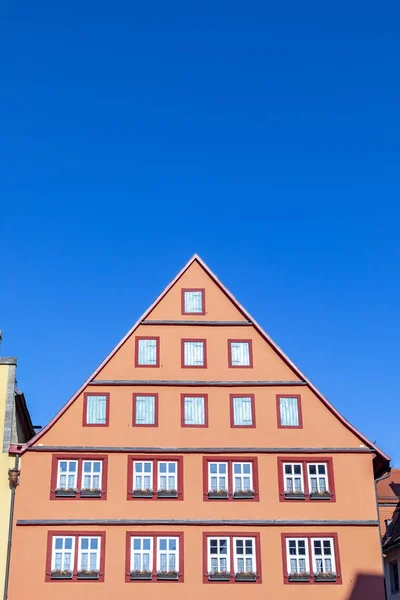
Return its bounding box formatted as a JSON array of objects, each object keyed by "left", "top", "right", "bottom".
[
  {"left": 181, "top": 393, "right": 209, "bottom": 428},
  {"left": 50, "top": 454, "right": 108, "bottom": 500},
  {"left": 82, "top": 393, "right": 110, "bottom": 427},
  {"left": 127, "top": 455, "right": 184, "bottom": 501},
  {"left": 181, "top": 338, "right": 208, "bottom": 368},
  {"left": 45, "top": 531, "right": 106, "bottom": 582},
  {"left": 181, "top": 288, "right": 206, "bottom": 315},
  {"left": 125, "top": 531, "right": 184, "bottom": 583},
  {"left": 229, "top": 394, "right": 256, "bottom": 428},
  {"left": 202, "top": 532, "right": 262, "bottom": 584},
  {"left": 202, "top": 457, "right": 259, "bottom": 502},
  {"left": 276, "top": 394, "right": 303, "bottom": 429},
  {"left": 277, "top": 457, "right": 336, "bottom": 502},
  {"left": 132, "top": 393, "right": 159, "bottom": 427},
  {"left": 227, "top": 339, "right": 253, "bottom": 368},
  {"left": 281, "top": 532, "right": 342, "bottom": 585},
  {"left": 135, "top": 336, "right": 160, "bottom": 368}
]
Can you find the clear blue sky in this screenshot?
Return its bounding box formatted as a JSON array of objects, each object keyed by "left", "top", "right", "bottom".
[{"left": 1, "top": 1, "right": 399, "bottom": 464}]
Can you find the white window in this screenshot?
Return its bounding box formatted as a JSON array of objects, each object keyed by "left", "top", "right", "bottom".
[
  {"left": 311, "top": 538, "right": 335, "bottom": 574},
  {"left": 233, "top": 462, "right": 253, "bottom": 492},
  {"left": 52, "top": 536, "right": 75, "bottom": 571},
  {"left": 86, "top": 395, "right": 107, "bottom": 425},
  {"left": 78, "top": 536, "right": 101, "bottom": 572},
  {"left": 232, "top": 396, "right": 253, "bottom": 426},
  {"left": 183, "top": 396, "right": 205, "bottom": 425},
  {"left": 82, "top": 461, "right": 102, "bottom": 490},
  {"left": 286, "top": 538, "right": 309, "bottom": 574},
  {"left": 57, "top": 460, "right": 78, "bottom": 489},
  {"left": 234, "top": 537, "right": 256, "bottom": 573},
  {"left": 134, "top": 461, "right": 153, "bottom": 490},
  {"left": 131, "top": 537, "right": 153, "bottom": 572},
  {"left": 229, "top": 341, "right": 251, "bottom": 366},
  {"left": 283, "top": 463, "right": 304, "bottom": 492},
  {"left": 208, "top": 462, "right": 228, "bottom": 491},
  {"left": 158, "top": 461, "right": 177, "bottom": 491},
  {"left": 307, "top": 463, "right": 329, "bottom": 493},
  {"left": 157, "top": 537, "right": 179, "bottom": 572},
  {"left": 135, "top": 395, "right": 156, "bottom": 425},
  {"left": 183, "top": 341, "right": 205, "bottom": 366},
  {"left": 279, "top": 397, "right": 299, "bottom": 426},
  {"left": 183, "top": 290, "right": 204, "bottom": 314},
  {"left": 137, "top": 338, "right": 158, "bottom": 366},
  {"left": 208, "top": 537, "right": 230, "bottom": 573}
]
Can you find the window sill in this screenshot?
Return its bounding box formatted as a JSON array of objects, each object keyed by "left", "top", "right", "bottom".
[
  {"left": 130, "top": 572, "right": 152, "bottom": 580},
  {"left": 234, "top": 574, "right": 257, "bottom": 582},
  {"left": 80, "top": 490, "right": 102, "bottom": 498},
  {"left": 157, "top": 491, "right": 178, "bottom": 498},
  {"left": 132, "top": 490, "right": 154, "bottom": 498},
  {"left": 55, "top": 490, "right": 77, "bottom": 498},
  {"left": 284, "top": 493, "right": 306, "bottom": 500},
  {"left": 233, "top": 492, "right": 255, "bottom": 500},
  {"left": 309, "top": 493, "right": 332, "bottom": 500},
  {"left": 314, "top": 575, "right": 337, "bottom": 582},
  {"left": 288, "top": 575, "right": 311, "bottom": 583},
  {"left": 208, "top": 492, "right": 229, "bottom": 499},
  {"left": 208, "top": 574, "right": 231, "bottom": 581}
]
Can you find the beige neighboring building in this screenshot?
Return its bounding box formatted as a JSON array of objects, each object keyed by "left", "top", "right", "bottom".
[{"left": 0, "top": 350, "right": 35, "bottom": 597}]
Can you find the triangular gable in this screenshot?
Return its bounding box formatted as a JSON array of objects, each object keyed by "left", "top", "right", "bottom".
[{"left": 16, "top": 254, "right": 390, "bottom": 469}]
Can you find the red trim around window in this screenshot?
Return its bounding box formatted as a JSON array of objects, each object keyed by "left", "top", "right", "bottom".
[
  {"left": 181, "top": 394, "right": 209, "bottom": 427},
  {"left": 134, "top": 337, "right": 160, "bottom": 368},
  {"left": 82, "top": 393, "right": 110, "bottom": 427},
  {"left": 202, "top": 532, "right": 262, "bottom": 584},
  {"left": 45, "top": 531, "right": 106, "bottom": 582},
  {"left": 125, "top": 531, "right": 184, "bottom": 583},
  {"left": 202, "top": 457, "right": 259, "bottom": 502},
  {"left": 132, "top": 393, "right": 159, "bottom": 427},
  {"left": 281, "top": 532, "right": 342, "bottom": 585},
  {"left": 227, "top": 339, "right": 253, "bottom": 368},
  {"left": 229, "top": 394, "right": 256, "bottom": 428},
  {"left": 181, "top": 339, "right": 208, "bottom": 368},
  {"left": 277, "top": 457, "right": 336, "bottom": 503},
  {"left": 276, "top": 394, "right": 303, "bottom": 429},
  {"left": 50, "top": 455, "right": 108, "bottom": 500},
  {"left": 127, "top": 456, "right": 184, "bottom": 501},
  {"left": 181, "top": 288, "right": 206, "bottom": 315}
]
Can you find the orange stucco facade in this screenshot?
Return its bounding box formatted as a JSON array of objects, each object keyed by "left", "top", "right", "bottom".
[{"left": 8, "top": 257, "right": 388, "bottom": 599}]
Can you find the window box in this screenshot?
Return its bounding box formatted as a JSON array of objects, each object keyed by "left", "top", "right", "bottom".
[
  {"left": 208, "top": 490, "right": 229, "bottom": 499},
  {"left": 55, "top": 488, "right": 77, "bottom": 498},
  {"left": 309, "top": 491, "right": 332, "bottom": 500},
  {"left": 284, "top": 491, "right": 306, "bottom": 500},
  {"left": 156, "top": 570, "right": 179, "bottom": 580},
  {"left": 233, "top": 489, "right": 255, "bottom": 499},
  {"left": 208, "top": 571, "right": 231, "bottom": 581},
  {"left": 132, "top": 489, "right": 154, "bottom": 498},
  {"left": 157, "top": 489, "right": 178, "bottom": 498},
  {"left": 80, "top": 488, "right": 102, "bottom": 498},
  {"left": 77, "top": 570, "right": 100, "bottom": 580},
  {"left": 130, "top": 570, "right": 153, "bottom": 580},
  {"left": 235, "top": 572, "right": 257, "bottom": 581},
  {"left": 288, "top": 572, "right": 311, "bottom": 582},
  {"left": 50, "top": 570, "right": 73, "bottom": 580},
  {"left": 314, "top": 572, "right": 337, "bottom": 582}
]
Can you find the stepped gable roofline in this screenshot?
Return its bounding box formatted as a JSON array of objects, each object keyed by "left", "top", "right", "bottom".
[{"left": 14, "top": 254, "right": 390, "bottom": 473}]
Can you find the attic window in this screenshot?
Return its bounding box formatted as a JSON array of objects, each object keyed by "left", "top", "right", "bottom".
[
  {"left": 83, "top": 394, "right": 109, "bottom": 427},
  {"left": 182, "top": 289, "right": 205, "bottom": 315}
]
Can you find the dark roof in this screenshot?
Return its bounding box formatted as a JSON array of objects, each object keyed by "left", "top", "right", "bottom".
[
  {"left": 383, "top": 502, "right": 400, "bottom": 553},
  {"left": 377, "top": 468, "right": 400, "bottom": 502}
]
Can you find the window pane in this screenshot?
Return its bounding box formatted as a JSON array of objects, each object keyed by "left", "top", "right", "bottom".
[
  {"left": 138, "top": 339, "right": 157, "bottom": 365},
  {"left": 230, "top": 342, "right": 250, "bottom": 366},
  {"left": 184, "top": 341, "right": 205, "bottom": 366},
  {"left": 184, "top": 291, "right": 203, "bottom": 313},
  {"left": 135, "top": 396, "right": 155, "bottom": 424},
  {"left": 233, "top": 397, "right": 253, "bottom": 426},
  {"left": 183, "top": 396, "right": 205, "bottom": 425}
]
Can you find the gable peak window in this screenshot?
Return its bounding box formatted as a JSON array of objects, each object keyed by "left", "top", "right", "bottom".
[
  {"left": 84, "top": 394, "right": 109, "bottom": 426},
  {"left": 182, "top": 339, "right": 207, "bottom": 368},
  {"left": 231, "top": 395, "right": 255, "bottom": 427},
  {"left": 278, "top": 395, "right": 302, "bottom": 428},
  {"left": 182, "top": 395, "right": 207, "bottom": 426},
  {"left": 133, "top": 394, "right": 157, "bottom": 426},
  {"left": 182, "top": 289, "right": 205, "bottom": 315},
  {"left": 228, "top": 340, "right": 252, "bottom": 367},
  {"left": 136, "top": 337, "right": 159, "bottom": 367}
]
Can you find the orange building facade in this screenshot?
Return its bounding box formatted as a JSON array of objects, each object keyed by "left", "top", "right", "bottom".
[{"left": 7, "top": 256, "right": 390, "bottom": 599}]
